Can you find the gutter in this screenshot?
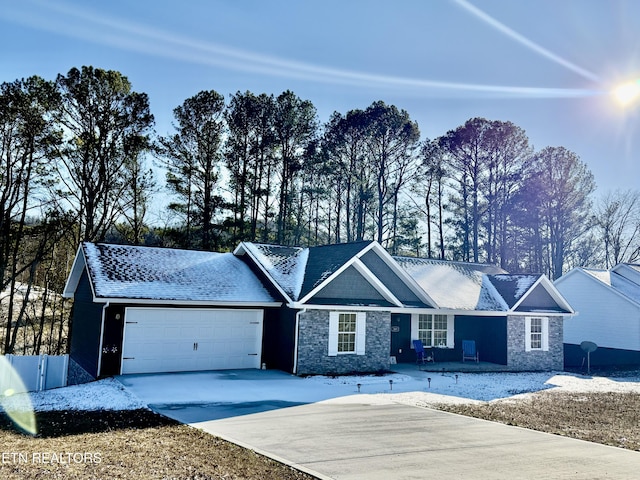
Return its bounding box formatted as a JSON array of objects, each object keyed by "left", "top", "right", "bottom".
[{"left": 292, "top": 308, "right": 306, "bottom": 375}]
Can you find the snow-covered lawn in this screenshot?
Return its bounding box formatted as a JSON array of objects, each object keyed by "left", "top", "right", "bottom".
[
  {"left": 2, "top": 378, "right": 146, "bottom": 412},
  {"left": 4, "top": 367, "right": 640, "bottom": 413}
]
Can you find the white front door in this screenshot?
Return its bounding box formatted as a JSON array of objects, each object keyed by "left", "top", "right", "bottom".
[{"left": 121, "top": 308, "right": 263, "bottom": 374}]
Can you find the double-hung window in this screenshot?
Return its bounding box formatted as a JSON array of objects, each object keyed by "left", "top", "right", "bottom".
[
  {"left": 414, "top": 314, "right": 453, "bottom": 348},
  {"left": 337, "top": 313, "right": 357, "bottom": 353},
  {"left": 328, "top": 312, "right": 366, "bottom": 356},
  {"left": 525, "top": 317, "right": 549, "bottom": 352},
  {"left": 530, "top": 318, "right": 543, "bottom": 349}
]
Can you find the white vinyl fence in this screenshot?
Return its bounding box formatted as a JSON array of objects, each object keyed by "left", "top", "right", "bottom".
[{"left": 0, "top": 354, "right": 68, "bottom": 392}]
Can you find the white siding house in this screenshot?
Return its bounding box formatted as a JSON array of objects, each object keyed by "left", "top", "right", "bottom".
[{"left": 555, "top": 266, "right": 640, "bottom": 367}]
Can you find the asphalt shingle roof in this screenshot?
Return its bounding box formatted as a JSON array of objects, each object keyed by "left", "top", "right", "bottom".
[
  {"left": 393, "top": 256, "right": 509, "bottom": 311},
  {"left": 82, "top": 243, "right": 277, "bottom": 303},
  {"left": 486, "top": 274, "right": 542, "bottom": 308},
  {"left": 241, "top": 241, "right": 373, "bottom": 301},
  {"left": 242, "top": 241, "right": 556, "bottom": 311}
]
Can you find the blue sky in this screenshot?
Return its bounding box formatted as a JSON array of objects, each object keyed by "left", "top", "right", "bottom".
[{"left": 2, "top": 0, "right": 640, "bottom": 192}]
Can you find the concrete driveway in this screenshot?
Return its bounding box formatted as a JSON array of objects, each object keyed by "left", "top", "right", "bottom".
[{"left": 119, "top": 370, "right": 640, "bottom": 479}]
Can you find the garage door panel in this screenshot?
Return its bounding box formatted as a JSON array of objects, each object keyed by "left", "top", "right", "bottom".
[{"left": 121, "top": 308, "right": 263, "bottom": 374}]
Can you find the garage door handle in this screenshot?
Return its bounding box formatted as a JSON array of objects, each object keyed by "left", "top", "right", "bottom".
[
  {"left": 123, "top": 357, "right": 134, "bottom": 360},
  {"left": 248, "top": 353, "right": 258, "bottom": 356}
]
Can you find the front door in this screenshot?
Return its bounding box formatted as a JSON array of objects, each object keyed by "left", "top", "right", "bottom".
[
  {"left": 390, "top": 314, "right": 413, "bottom": 363},
  {"left": 100, "top": 305, "right": 125, "bottom": 376}
]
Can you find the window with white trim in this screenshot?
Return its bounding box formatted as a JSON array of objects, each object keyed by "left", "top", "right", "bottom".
[
  {"left": 525, "top": 316, "right": 549, "bottom": 352},
  {"left": 530, "top": 317, "right": 542, "bottom": 349},
  {"left": 414, "top": 314, "right": 453, "bottom": 348},
  {"left": 337, "top": 313, "right": 357, "bottom": 353},
  {"left": 328, "top": 311, "right": 366, "bottom": 356}
]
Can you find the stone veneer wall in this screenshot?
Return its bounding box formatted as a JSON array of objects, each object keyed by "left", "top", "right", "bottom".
[
  {"left": 67, "top": 358, "right": 96, "bottom": 385},
  {"left": 506, "top": 315, "right": 564, "bottom": 370},
  {"left": 296, "top": 309, "right": 391, "bottom": 375}
]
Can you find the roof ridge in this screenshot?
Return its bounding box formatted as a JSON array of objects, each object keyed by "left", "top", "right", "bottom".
[
  {"left": 86, "top": 241, "right": 226, "bottom": 256},
  {"left": 308, "top": 240, "right": 372, "bottom": 250},
  {"left": 393, "top": 255, "right": 506, "bottom": 270}
]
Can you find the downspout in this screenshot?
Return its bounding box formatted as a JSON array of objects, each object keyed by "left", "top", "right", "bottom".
[
  {"left": 293, "top": 308, "right": 306, "bottom": 375},
  {"left": 96, "top": 302, "right": 109, "bottom": 377}
]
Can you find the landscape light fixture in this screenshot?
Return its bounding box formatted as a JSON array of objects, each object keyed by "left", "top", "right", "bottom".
[{"left": 427, "top": 377, "right": 431, "bottom": 388}]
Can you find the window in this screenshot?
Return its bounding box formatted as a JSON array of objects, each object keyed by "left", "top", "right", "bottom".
[
  {"left": 337, "top": 313, "right": 357, "bottom": 353},
  {"left": 328, "top": 312, "right": 366, "bottom": 356},
  {"left": 415, "top": 314, "right": 452, "bottom": 348},
  {"left": 525, "top": 317, "right": 549, "bottom": 352},
  {"left": 530, "top": 317, "right": 542, "bottom": 350}
]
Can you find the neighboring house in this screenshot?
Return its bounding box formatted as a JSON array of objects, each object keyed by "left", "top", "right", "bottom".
[
  {"left": 63, "top": 241, "right": 573, "bottom": 381},
  {"left": 556, "top": 264, "right": 640, "bottom": 367}
]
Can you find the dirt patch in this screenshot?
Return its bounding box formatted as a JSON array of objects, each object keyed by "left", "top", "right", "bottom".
[
  {"left": 436, "top": 390, "right": 640, "bottom": 451},
  {"left": 0, "top": 409, "right": 316, "bottom": 479}
]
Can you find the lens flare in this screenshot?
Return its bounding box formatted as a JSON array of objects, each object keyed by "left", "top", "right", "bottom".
[
  {"left": 0, "top": 357, "right": 37, "bottom": 435},
  {"left": 613, "top": 80, "right": 640, "bottom": 107}
]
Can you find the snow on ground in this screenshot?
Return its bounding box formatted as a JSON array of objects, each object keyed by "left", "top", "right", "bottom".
[
  {"left": 3, "top": 367, "right": 640, "bottom": 413},
  {"left": 1, "top": 377, "right": 147, "bottom": 412}
]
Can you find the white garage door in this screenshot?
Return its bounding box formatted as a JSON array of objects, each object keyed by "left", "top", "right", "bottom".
[{"left": 121, "top": 308, "right": 263, "bottom": 374}]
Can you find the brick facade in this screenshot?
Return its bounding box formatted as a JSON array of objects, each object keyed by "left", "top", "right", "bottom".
[
  {"left": 296, "top": 309, "right": 391, "bottom": 375},
  {"left": 506, "top": 315, "right": 564, "bottom": 370}
]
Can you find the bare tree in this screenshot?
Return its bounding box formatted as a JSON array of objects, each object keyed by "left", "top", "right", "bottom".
[
  {"left": 595, "top": 190, "right": 640, "bottom": 268},
  {"left": 0, "top": 76, "right": 72, "bottom": 354}
]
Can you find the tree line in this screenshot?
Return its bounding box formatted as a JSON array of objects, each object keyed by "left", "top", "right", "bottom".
[{"left": 0, "top": 65, "right": 635, "bottom": 354}]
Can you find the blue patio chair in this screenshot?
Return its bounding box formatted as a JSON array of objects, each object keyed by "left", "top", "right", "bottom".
[
  {"left": 462, "top": 340, "right": 479, "bottom": 363},
  {"left": 412, "top": 339, "right": 434, "bottom": 366}
]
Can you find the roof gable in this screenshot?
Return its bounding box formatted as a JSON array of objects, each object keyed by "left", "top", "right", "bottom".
[
  {"left": 490, "top": 274, "right": 573, "bottom": 314},
  {"left": 487, "top": 274, "right": 541, "bottom": 308},
  {"left": 236, "top": 241, "right": 435, "bottom": 307},
  {"left": 65, "top": 243, "right": 278, "bottom": 304},
  {"left": 514, "top": 282, "right": 569, "bottom": 313},
  {"left": 308, "top": 265, "right": 392, "bottom": 306},
  {"left": 299, "top": 241, "right": 373, "bottom": 299}
]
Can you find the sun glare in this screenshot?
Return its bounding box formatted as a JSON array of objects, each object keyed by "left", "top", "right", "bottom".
[{"left": 613, "top": 80, "right": 640, "bottom": 107}]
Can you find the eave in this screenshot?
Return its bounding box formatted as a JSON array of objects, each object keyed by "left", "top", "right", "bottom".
[{"left": 91, "top": 297, "right": 283, "bottom": 308}]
